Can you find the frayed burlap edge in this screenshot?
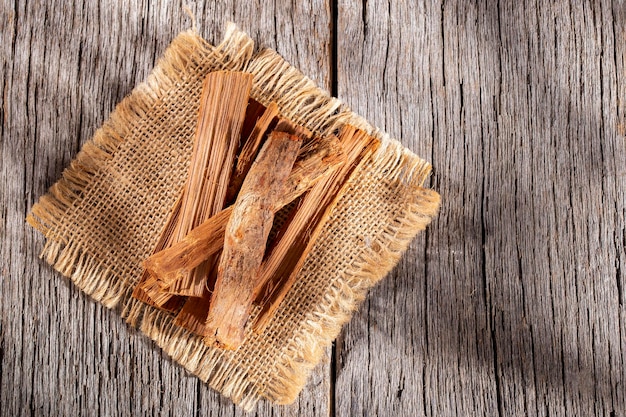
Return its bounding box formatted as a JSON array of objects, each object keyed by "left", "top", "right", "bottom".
[{"left": 27, "top": 23, "right": 441, "bottom": 411}]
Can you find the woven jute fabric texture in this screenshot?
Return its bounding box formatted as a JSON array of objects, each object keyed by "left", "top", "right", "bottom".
[{"left": 27, "top": 24, "right": 440, "bottom": 410}]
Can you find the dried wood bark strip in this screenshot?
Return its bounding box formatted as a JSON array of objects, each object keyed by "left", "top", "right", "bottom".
[
  {"left": 146, "top": 209, "right": 229, "bottom": 298},
  {"left": 161, "top": 71, "right": 253, "bottom": 297},
  {"left": 134, "top": 277, "right": 184, "bottom": 312},
  {"left": 277, "top": 135, "right": 344, "bottom": 207},
  {"left": 225, "top": 102, "right": 279, "bottom": 203},
  {"left": 173, "top": 283, "right": 213, "bottom": 336},
  {"left": 238, "top": 98, "right": 268, "bottom": 151},
  {"left": 204, "top": 132, "right": 302, "bottom": 349},
  {"left": 142, "top": 135, "right": 344, "bottom": 285},
  {"left": 253, "top": 126, "right": 380, "bottom": 332}
]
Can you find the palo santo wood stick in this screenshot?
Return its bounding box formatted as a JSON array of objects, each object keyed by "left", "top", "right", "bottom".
[
  {"left": 252, "top": 126, "right": 380, "bottom": 332},
  {"left": 158, "top": 71, "right": 253, "bottom": 297},
  {"left": 204, "top": 132, "right": 302, "bottom": 349},
  {"left": 238, "top": 98, "right": 268, "bottom": 147},
  {"left": 225, "top": 102, "right": 279, "bottom": 203},
  {"left": 173, "top": 282, "right": 214, "bottom": 335},
  {"left": 143, "top": 135, "right": 344, "bottom": 285}
]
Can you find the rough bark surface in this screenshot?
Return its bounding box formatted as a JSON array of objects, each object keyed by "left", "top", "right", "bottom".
[{"left": 206, "top": 132, "right": 301, "bottom": 349}]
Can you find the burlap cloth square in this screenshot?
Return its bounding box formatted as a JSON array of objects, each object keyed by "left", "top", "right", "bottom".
[{"left": 27, "top": 23, "right": 440, "bottom": 410}]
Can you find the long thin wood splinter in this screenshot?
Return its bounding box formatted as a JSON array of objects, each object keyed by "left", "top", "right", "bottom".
[{"left": 205, "top": 131, "right": 302, "bottom": 349}]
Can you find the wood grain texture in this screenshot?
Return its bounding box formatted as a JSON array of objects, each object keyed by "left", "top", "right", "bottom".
[
  {"left": 1, "top": 0, "right": 624, "bottom": 416},
  {"left": 335, "top": 0, "right": 625, "bottom": 416}
]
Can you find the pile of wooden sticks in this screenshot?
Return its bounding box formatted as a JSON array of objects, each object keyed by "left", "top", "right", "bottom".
[{"left": 132, "top": 71, "right": 379, "bottom": 350}]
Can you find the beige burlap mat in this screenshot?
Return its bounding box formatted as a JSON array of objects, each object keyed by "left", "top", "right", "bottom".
[{"left": 27, "top": 23, "right": 440, "bottom": 410}]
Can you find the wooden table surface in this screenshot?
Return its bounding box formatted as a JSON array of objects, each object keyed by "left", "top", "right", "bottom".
[{"left": 2, "top": 1, "right": 625, "bottom": 416}]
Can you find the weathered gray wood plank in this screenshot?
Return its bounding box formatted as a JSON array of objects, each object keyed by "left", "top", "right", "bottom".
[
  {"left": 335, "top": 0, "right": 625, "bottom": 416},
  {"left": 3, "top": 0, "right": 625, "bottom": 416},
  {"left": 0, "top": 1, "right": 331, "bottom": 416}
]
